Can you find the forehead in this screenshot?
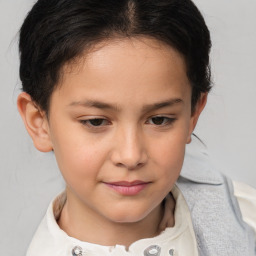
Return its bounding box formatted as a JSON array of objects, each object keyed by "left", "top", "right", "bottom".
[{"left": 53, "top": 37, "right": 191, "bottom": 109}]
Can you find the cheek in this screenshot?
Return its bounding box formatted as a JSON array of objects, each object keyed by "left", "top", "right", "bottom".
[
  {"left": 51, "top": 130, "right": 108, "bottom": 183},
  {"left": 150, "top": 128, "right": 188, "bottom": 181},
  {"left": 157, "top": 143, "right": 185, "bottom": 179}
]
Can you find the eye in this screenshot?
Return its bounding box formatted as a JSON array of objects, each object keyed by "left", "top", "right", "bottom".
[
  {"left": 80, "top": 118, "right": 110, "bottom": 127},
  {"left": 147, "top": 116, "right": 176, "bottom": 126}
]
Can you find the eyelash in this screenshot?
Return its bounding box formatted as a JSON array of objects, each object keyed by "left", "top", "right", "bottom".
[
  {"left": 146, "top": 116, "right": 176, "bottom": 126},
  {"left": 79, "top": 118, "right": 111, "bottom": 128},
  {"left": 79, "top": 116, "right": 176, "bottom": 129}
]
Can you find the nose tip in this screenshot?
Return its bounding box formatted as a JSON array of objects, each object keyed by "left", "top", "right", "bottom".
[
  {"left": 112, "top": 147, "right": 148, "bottom": 170},
  {"left": 110, "top": 131, "right": 148, "bottom": 170}
]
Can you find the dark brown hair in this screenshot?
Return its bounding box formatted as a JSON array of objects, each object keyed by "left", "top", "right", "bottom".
[{"left": 19, "top": 0, "right": 212, "bottom": 114}]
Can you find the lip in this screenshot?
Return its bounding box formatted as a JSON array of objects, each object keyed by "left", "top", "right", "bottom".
[{"left": 103, "top": 180, "right": 150, "bottom": 196}]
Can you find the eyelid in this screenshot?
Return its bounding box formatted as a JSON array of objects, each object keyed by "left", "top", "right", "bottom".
[
  {"left": 78, "top": 115, "right": 176, "bottom": 129},
  {"left": 146, "top": 115, "right": 177, "bottom": 126},
  {"left": 79, "top": 116, "right": 111, "bottom": 128}
]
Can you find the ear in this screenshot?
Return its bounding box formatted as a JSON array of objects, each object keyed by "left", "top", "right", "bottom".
[
  {"left": 187, "top": 93, "right": 208, "bottom": 144},
  {"left": 17, "top": 92, "right": 53, "bottom": 152}
]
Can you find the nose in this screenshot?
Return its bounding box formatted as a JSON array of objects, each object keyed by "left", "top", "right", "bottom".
[{"left": 110, "top": 126, "right": 148, "bottom": 170}]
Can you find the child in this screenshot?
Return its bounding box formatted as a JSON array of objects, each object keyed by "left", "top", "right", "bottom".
[{"left": 17, "top": 0, "right": 256, "bottom": 255}]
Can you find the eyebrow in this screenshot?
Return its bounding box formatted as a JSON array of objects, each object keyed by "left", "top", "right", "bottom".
[
  {"left": 69, "top": 100, "right": 120, "bottom": 111},
  {"left": 142, "top": 98, "right": 183, "bottom": 112},
  {"left": 68, "top": 98, "right": 183, "bottom": 112}
]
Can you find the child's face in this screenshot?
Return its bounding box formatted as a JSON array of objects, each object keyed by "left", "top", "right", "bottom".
[{"left": 20, "top": 37, "right": 205, "bottom": 224}]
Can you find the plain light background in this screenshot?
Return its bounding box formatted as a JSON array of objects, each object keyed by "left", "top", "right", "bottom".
[{"left": 0, "top": 0, "right": 255, "bottom": 255}]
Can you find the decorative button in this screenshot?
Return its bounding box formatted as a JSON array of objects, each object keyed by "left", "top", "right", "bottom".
[
  {"left": 144, "top": 245, "right": 161, "bottom": 256},
  {"left": 72, "top": 246, "right": 83, "bottom": 256},
  {"left": 169, "top": 249, "right": 175, "bottom": 255}
]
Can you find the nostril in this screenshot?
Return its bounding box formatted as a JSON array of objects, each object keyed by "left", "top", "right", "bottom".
[
  {"left": 115, "top": 161, "right": 145, "bottom": 170},
  {"left": 127, "top": 161, "right": 146, "bottom": 171}
]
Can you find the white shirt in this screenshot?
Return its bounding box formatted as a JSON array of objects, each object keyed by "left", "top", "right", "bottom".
[{"left": 26, "top": 182, "right": 256, "bottom": 256}]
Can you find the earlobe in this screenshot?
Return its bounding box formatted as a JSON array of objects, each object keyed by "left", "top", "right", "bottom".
[
  {"left": 17, "top": 92, "right": 53, "bottom": 152},
  {"left": 187, "top": 93, "right": 208, "bottom": 144}
]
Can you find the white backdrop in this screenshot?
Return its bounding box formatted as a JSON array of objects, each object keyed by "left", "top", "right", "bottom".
[{"left": 0, "top": 0, "right": 255, "bottom": 255}]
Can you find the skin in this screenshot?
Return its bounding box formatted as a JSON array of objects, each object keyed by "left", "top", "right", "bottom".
[{"left": 17, "top": 37, "right": 207, "bottom": 247}]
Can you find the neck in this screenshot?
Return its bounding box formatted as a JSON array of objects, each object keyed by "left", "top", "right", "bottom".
[{"left": 57, "top": 191, "right": 174, "bottom": 247}]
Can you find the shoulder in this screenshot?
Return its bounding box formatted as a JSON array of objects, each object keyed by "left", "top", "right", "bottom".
[
  {"left": 26, "top": 194, "right": 73, "bottom": 256},
  {"left": 233, "top": 181, "right": 256, "bottom": 238},
  {"left": 176, "top": 137, "right": 256, "bottom": 254},
  {"left": 26, "top": 210, "right": 56, "bottom": 255},
  {"left": 26, "top": 215, "right": 53, "bottom": 255}
]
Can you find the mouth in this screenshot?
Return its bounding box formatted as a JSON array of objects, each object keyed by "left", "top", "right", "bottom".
[{"left": 103, "top": 180, "right": 150, "bottom": 196}]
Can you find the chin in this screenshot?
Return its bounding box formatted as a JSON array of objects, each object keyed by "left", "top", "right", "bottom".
[{"left": 104, "top": 205, "right": 155, "bottom": 224}]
